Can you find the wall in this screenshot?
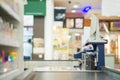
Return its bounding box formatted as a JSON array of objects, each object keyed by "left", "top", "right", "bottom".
[
  {"left": 65, "top": 13, "right": 84, "bottom": 18},
  {"left": 102, "top": 0, "right": 120, "bottom": 16},
  {"left": 34, "top": 16, "right": 44, "bottom": 38}
]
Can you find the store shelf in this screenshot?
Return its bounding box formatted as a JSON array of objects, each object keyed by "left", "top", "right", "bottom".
[
  {"left": 0, "top": 37, "right": 20, "bottom": 47},
  {"left": 0, "top": 1, "right": 21, "bottom": 22},
  {"left": 0, "top": 0, "right": 23, "bottom": 79},
  {"left": 0, "top": 69, "right": 20, "bottom": 80}
]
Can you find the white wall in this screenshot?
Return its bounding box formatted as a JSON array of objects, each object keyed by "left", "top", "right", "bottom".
[{"left": 102, "top": 0, "right": 120, "bottom": 16}]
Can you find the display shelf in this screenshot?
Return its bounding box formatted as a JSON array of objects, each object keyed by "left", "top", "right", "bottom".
[
  {"left": 0, "top": 61, "right": 17, "bottom": 74},
  {"left": 0, "top": 0, "right": 24, "bottom": 79},
  {"left": 0, "top": 37, "right": 20, "bottom": 47},
  {"left": 0, "top": 1, "right": 21, "bottom": 22},
  {"left": 0, "top": 69, "right": 20, "bottom": 80}
]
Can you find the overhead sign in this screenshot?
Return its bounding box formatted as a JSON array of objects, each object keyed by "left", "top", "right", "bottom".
[{"left": 24, "top": 0, "right": 46, "bottom": 16}]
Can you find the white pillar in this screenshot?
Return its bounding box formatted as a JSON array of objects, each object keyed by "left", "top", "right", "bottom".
[{"left": 44, "top": 0, "right": 54, "bottom": 60}]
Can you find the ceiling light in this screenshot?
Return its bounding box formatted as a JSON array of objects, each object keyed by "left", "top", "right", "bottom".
[
  {"left": 71, "top": 10, "right": 76, "bottom": 13},
  {"left": 73, "top": 5, "right": 79, "bottom": 8}
]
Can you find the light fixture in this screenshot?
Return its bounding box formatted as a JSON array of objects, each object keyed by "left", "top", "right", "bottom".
[
  {"left": 73, "top": 5, "right": 79, "bottom": 8},
  {"left": 71, "top": 10, "right": 76, "bottom": 13},
  {"left": 82, "top": 6, "right": 92, "bottom": 13}
]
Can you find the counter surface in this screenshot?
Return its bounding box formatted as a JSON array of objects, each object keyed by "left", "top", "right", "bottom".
[{"left": 20, "top": 71, "right": 116, "bottom": 80}]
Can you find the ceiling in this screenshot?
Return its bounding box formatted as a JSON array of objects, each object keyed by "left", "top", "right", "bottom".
[
  {"left": 54, "top": 0, "right": 120, "bottom": 20},
  {"left": 54, "top": 0, "right": 101, "bottom": 11},
  {"left": 54, "top": 0, "right": 101, "bottom": 18}
]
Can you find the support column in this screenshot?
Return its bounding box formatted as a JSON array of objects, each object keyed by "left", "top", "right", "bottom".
[
  {"left": 18, "top": 1, "right": 24, "bottom": 72},
  {"left": 44, "top": 0, "right": 54, "bottom": 60}
]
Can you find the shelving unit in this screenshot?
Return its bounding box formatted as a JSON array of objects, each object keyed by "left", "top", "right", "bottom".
[
  {"left": 0, "top": 1, "right": 21, "bottom": 22},
  {"left": 0, "top": 37, "right": 20, "bottom": 47},
  {"left": 0, "top": 0, "right": 24, "bottom": 79}
]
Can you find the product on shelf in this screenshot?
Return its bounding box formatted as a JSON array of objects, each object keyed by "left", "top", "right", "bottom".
[
  {"left": 0, "top": 50, "right": 5, "bottom": 63},
  {"left": 8, "top": 52, "right": 17, "bottom": 62}
]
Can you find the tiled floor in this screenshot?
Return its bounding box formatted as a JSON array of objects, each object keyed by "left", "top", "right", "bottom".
[{"left": 20, "top": 71, "right": 116, "bottom": 80}]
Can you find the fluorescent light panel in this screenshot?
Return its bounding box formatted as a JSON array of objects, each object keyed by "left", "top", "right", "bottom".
[
  {"left": 71, "top": 10, "right": 76, "bottom": 13},
  {"left": 73, "top": 5, "right": 79, "bottom": 8}
]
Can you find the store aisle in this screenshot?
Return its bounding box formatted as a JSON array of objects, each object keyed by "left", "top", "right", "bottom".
[{"left": 15, "top": 71, "right": 116, "bottom": 80}]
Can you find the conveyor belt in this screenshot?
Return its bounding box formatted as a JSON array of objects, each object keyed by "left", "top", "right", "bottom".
[{"left": 21, "top": 71, "right": 115, "bottom": 80}]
